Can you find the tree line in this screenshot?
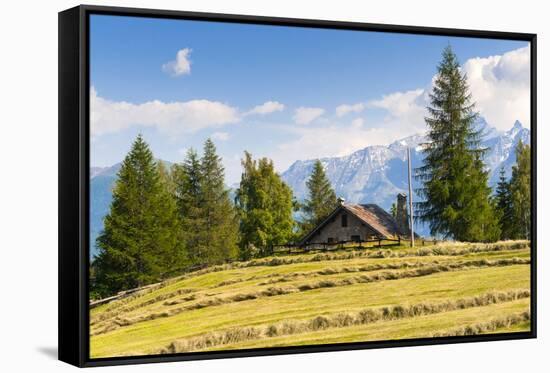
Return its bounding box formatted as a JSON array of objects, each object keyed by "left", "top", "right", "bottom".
[
  {"left": 91, "top": 137, "right": 339, "bottom": 297},
  {"left": 91, "top": 45, "right": 531, "bottom": 298}
]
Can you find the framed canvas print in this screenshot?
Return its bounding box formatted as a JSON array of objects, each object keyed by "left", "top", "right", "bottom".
[{"left": 58, "top": 5, "right": 537, "bottom": 367}]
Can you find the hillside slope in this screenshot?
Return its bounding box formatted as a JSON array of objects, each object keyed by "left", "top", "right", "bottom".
[{"left": 90, "top": 240, "right": 531, "bottom": 358}]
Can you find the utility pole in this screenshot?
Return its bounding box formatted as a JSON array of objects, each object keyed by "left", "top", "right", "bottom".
[{"left": 407, "top": 147, "right": 415, "bottom": 247}]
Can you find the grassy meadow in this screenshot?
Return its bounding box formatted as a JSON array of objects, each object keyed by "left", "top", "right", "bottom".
[{"left": 90, "top": 240, "right": 531, "bottom": 358}]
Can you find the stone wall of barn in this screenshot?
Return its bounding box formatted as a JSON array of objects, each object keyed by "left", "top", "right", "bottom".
[{"left": 308, "top": 209, "right": 379, "bottom": 244}]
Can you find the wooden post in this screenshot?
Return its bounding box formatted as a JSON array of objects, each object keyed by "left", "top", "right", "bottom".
[{"left": 407, "top": 147, "right": 415, "bottom": 247}]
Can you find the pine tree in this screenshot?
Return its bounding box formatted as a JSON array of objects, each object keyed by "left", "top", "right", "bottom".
[
  {"left": 495, "top": 167, "right": 514, "bottom": 239},
  {"left": 200, "top": 139, "right": 239, "bottom": 263},
  {"left": 301, "top": 160, "right": 338, "bottom": 234},
  {"left": 415, "top": 46, "right": 500, "bottom": 242},
  {"left": 509, "top": 140, "right": 531, "bottom": 239},
  {"left": 235, "top": 152, "right": 295, "bottom": 259},
  {"left": 93, "top": 135, "right": 183, "bottom": 296}
]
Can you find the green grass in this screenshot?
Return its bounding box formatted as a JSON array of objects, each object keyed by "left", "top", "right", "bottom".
[{"left": 89, "top": 241, "right": 531, "bottom": 358}]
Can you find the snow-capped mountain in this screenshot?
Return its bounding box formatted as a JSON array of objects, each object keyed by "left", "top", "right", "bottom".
[
  {"left": 89, "top": 119, "right": 529, "bottom": 257},
  {"left": 484, "top": 120, "right": 530, "bottom": 183},
  {"left": 280, "top": 120, "right": 530, "bottom": 211}
]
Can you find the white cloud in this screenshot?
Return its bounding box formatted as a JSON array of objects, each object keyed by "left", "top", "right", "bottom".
[
  {"left": 463, "top": 46, "right": 530, "bottom": 130},
  {"left": 90, "top": 87, "right": 240, "bottom": 136},
  {"left": 245, "top": 101, "right": 285, "bottom": 116},
  {"left": 335, "top": 103, "right": 365, "bottom": 117},
  {"left": 272, "top": 118, "right": 403, "bottom": 171},
  {"left": 211, "top": 132, "right": 230, "bottom": 141},
  {"left": 351, "top": 118, "right": 364, "bottom": 128},
  {"left": 367, "top": 88, "right": 428, "bottom": 135},
  {"left": 293, "top": 107, "right": 325, "bottom": 125},
  {"left": 162, "top": 48, "right": 192, "bottom": 77},
  {"left": 359, "top": 46, "right": 530, "bottom": 134}
]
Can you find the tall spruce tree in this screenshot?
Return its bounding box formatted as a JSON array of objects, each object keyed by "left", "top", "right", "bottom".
[
  {"left": 200, "top": 139, "right": 239, "bottom": 263},
  {"left": 235, "top": 152, "right": 295, "bottom": 259},
  {"left": 415, "top": 46, "right": 500, "bottom": 242},
  {"left": 93, "top": 135, "right": 183, "bottom": 296},
  {"left": 509, "top": 140, "right": 531, "bottom": 239},
  {"left": 173, "top": 149, "right": 206, "bottom": 264},
  {"left": 495, "top": 167, "right": 514, "bottom": 239},
  {"left": 301, "top": 160, "right": 338, "bottom": 234}
]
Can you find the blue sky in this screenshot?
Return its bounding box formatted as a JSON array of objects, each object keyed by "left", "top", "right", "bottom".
[{"left": 90, "top": 14, "right": 530, "bottom": 184}]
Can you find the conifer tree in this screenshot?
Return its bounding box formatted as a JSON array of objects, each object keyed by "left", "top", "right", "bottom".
[
  {"left": 301, "top": 160, "right": 338, "bottom": 234},
  {"left": 173, "top": 149, "right": 206, "bottom": 263},
  {"left": 416, "top": 46, "right": 500, "bottom": 242},
  {"left": 199, "top": 139, "right": 239, "bottom": 263},
  {"left": 93, "top": 135, "right": 183, "bottom": 296},
  {"left": 509, "top": 140, "right": 531, "bottom": 239},
  {"left": 235, "top": 152, "right": 295, "bottom": 259},
  {"left": 495, "top": 167, "right": 514, "bottom": 239}
]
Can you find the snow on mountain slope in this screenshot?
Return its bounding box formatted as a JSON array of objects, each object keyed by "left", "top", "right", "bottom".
[{"left": 281, "top": 120, "right": 530, "bottom": 210}]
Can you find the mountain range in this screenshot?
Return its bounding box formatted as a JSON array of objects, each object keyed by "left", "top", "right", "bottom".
[
  {"left": 281, "top": 119, "right": 529, "bottom": 207},
  {"left": 90, "top": 119, "right": 530, "bottom": 258}
]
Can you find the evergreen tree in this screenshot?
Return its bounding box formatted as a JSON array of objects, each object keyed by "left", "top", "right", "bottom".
[
  {"left": 93, "top": 135, "right": 183, "bottom": 296},
  {"left": 199, "top": 139, "right": 239, "bottom": 263},
  {"left": 301, "top": 160, "right": 338, "bottom": 234},
  {"left": 495, "top": 167, "right": 514, "bottom": 239},
  {"left": 415, "top": 46, "right": 500, "bottom": 242},
  {"left": 235, "top": 152, "right": 295, "bottom": 259},
  {"left": 173, "top": 149, "right": 206, "bottom": 264},
  {"left": 509, "top": 140, "right": 531, "bottom": 239}
]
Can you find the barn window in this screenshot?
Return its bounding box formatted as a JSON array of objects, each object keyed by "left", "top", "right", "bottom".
[
  {"left": 327, "top": 237, "right": 334, "bottom": 243},
  {"left": 351, "top": 235, "right": 361, "bottom": 242},
  {"left": 341, "top": 214, "right": 348, "bottom": 227}
]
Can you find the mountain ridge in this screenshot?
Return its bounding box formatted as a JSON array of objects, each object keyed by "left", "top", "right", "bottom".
[
  {"left": 90, "top": 120, "right": 530, "bottom": 257},
  {"left": 280, "top": 120, "right": 529, "bottom": 209}
]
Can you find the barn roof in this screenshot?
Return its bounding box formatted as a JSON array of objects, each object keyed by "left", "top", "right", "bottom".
[{"left": 299, "top": 203, "right": 406, "bottom": 245}]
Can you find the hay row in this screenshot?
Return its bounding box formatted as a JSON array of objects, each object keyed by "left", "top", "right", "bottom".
[
  {"left": 431, "top": 311, "right": 531, "bottom": 337},
  {"left": 160, "top": 289, "right": 530, "bottom": 353},
  {"left": 91, "top": 257, "right": 529, "bottom": 336},
  {"left": 91, "top": 241, "right": 529, "bottom": 312}
]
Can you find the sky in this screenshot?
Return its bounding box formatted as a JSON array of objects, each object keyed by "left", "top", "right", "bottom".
[{"left": 90, "top": 14, "right": 530, "bottom": 185}]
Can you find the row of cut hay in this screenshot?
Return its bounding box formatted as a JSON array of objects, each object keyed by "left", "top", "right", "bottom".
[
  {"left": 91, "top": 288, "right": 196, "bottom": 326},
  {"left": 95, "top": 261, "right": 438, "bottom": 326},
  {"left": 257, "top": 260, "right": 460, "bottom": 286},
  {"left": 91, "top": 241, "right": 529, "bottom": 313},
  {"left": 159, "top": 289, "right": 530, "bottom": 353},
  {"left": 92, "top": 257, "right": 529, "bottom": 336},
  {"left": 211, "top": 243, "right": 530, "bottom": 288},
  {"left": 231, "top": 241, "right": 530, "bottom": 269},
  {"left": 431, "top": 311, "right": 531, "bottom": 337}
]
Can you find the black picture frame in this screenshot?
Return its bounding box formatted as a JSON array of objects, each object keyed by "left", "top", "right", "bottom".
[{"left": 59, "top": 4, "right": 537, "bottom": 368}]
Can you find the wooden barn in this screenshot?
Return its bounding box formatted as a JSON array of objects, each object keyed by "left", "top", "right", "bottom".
[{"left": 299, "top": 195, "right": 411, "bottom": 246}]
